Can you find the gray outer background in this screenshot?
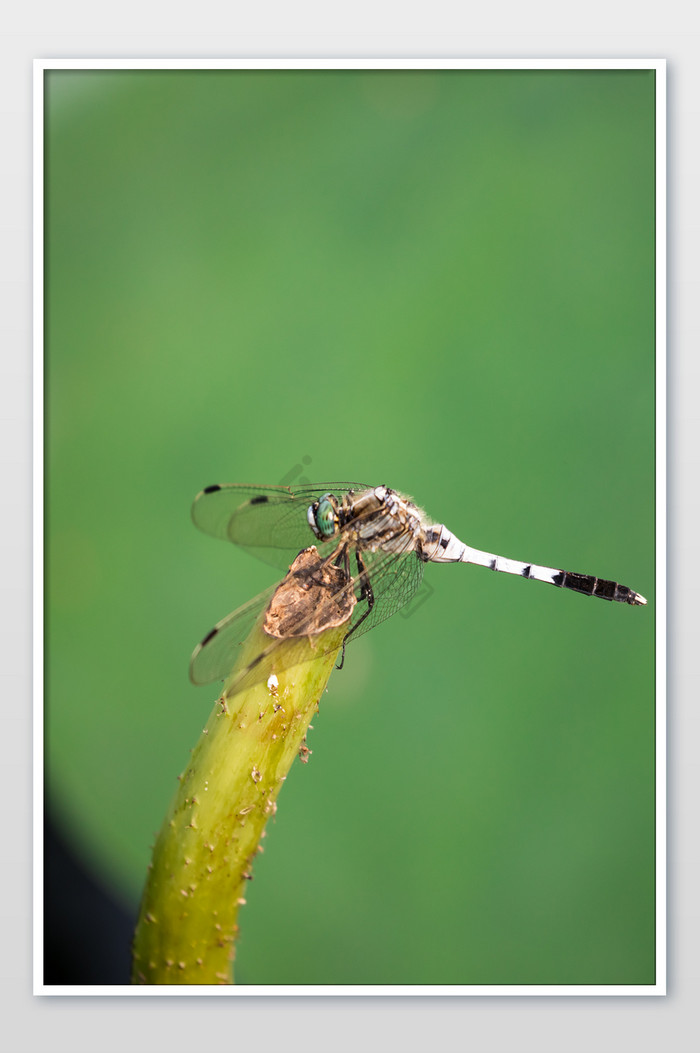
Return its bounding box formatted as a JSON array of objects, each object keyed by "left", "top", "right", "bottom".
[{"left": 3, "top": 5, "right": 697, "bottom": 1053}]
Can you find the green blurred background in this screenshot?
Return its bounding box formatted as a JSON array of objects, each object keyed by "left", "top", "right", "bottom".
[{"left": 45, "top": 68, "right": 656, "bottom": 986}]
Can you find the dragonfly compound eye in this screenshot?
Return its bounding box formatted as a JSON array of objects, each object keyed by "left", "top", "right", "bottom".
[{"left": 308, "top": 493, "right": 338, "bottom": 539}]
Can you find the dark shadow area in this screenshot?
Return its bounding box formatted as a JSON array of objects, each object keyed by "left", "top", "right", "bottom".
[{"left": 44, "top": 808, "right": 137, "bottom": 985}]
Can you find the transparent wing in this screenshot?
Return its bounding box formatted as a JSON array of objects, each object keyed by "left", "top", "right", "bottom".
[
  {"left": 189, "top": 582, "right": 278, "bottom": 685},
  {"left": 190, "top": 533, "right": 425, "bottom": 688},
  {"left": 344, "top": 536, "right": 425, "bottom": 644},
  {"left": 191, "top": 481, "right": 372, "bottom": 570},
  {"left": 190, "top": 553, "right": 355, "bottom": 691}
]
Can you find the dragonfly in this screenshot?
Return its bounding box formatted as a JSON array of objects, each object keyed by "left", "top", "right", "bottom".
[{"left": 189, "top": 482, "right": 646, "bottom": 688}]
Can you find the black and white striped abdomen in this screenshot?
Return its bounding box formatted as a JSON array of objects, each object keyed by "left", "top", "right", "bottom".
[{"left": 421, "top": 524, "right": 647, "bottom": 606}]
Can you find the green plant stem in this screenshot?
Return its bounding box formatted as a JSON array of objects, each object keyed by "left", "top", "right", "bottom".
[{"left": 131, "top": 616, "right": 346, "bottom": 985}]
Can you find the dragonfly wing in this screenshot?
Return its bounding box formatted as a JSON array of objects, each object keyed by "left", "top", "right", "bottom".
[
  {"left": 189, "top": 583, "right": 278, "bottom": 685},
  {"left": 285, "top": 531, "right": 424, "bottom": 649},
  {"left": 345, "top": 539, "right": 425, "bottom": 643},
  {"left": 191, "top": 482, "right": 372, "bottom": 569},
  {"left": 190, "top": 550, "right": 357, "bottom": 689},
  {"left": 190, "top": 536, "right": 425, "bottom": 687}
]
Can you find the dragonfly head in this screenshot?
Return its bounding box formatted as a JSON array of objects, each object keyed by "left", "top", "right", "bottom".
[{"left": 307, "top": 493, "right": 340, "bottom": 540}]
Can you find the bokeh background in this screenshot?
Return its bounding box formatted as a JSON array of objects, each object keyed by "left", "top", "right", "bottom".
[{"left": 44, "top": 67, "right": 656, "bottom": 986}]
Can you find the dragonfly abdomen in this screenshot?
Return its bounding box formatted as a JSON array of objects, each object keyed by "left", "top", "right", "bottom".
[{"left": 422, "top": 524, "right": 647, "bottom": 606}]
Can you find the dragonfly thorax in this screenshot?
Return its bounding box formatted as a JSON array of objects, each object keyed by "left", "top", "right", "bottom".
[{"left": 336, "top": 486, "right": 427, "bottom": 553}]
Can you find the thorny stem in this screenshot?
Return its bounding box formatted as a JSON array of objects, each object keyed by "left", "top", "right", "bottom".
[{"left": 130, "top": 614, "right": 347, "bottom": 985}]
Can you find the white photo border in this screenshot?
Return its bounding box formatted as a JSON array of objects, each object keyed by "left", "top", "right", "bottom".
[{"left": 33, "top": 56, "right": 666, "bottom": 997}]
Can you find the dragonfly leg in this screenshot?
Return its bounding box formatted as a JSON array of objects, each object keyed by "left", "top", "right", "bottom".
[
  {"left": 336, "top": 547, "right": 352, "bottom": 668},
  {"left": 337, "top": 549, "right": 375, "bottom": 669},
  {"left": 335, "top": 544, "right": 351, "bottom": 579}
]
